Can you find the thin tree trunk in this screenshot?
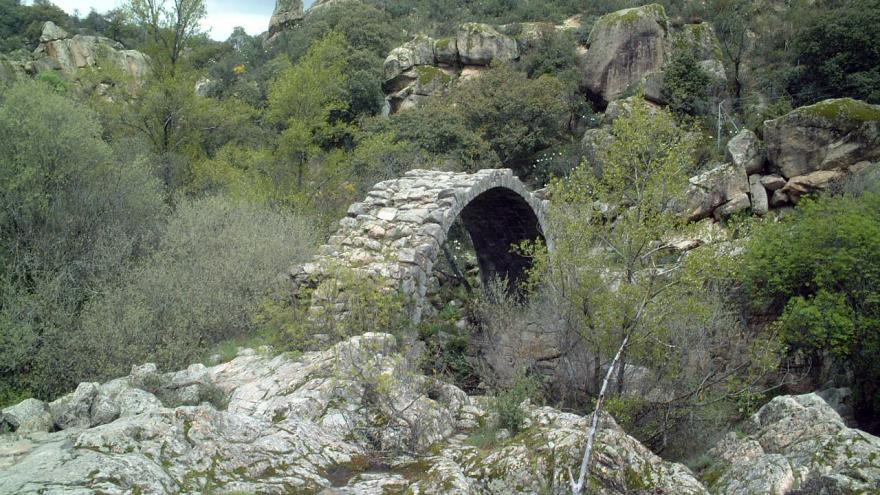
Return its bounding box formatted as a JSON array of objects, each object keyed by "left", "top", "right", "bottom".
[
  {"left": 442, "top": 244, "right": 472, "bottom": 294},
  {"left": 570, "top": 332, "right": 630, "bottom": 495}
]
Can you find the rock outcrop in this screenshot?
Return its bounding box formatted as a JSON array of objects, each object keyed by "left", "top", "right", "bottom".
[
  {"left": 455, "top": 23, "right": 519, "bottom": 66},
  {"left": 576, "top": 4, "right": 727, "bottom": 107},
  {"left": 707, "top": 393, "right": 880, "bottom": 494},
  {"left": 269, "top": 0, "right": 304, "bottom": 35},
  {"left": 380, "top": 16, "right": 590, "bottom": 113},
  {"left": 379, "top": 5, "right": 726, "bottom": 113},
  {"left": 2, "top": 333, "right": 706, "bottom": 495},
  {"left": 765, "top": 98, "right": 880, "bottom": 179},
  {"left": 673, "top": 98, "right": 880, "bottom": 219},
  {"left": 4, "top": 335, "right": 880, "bottom": 493},
  {"left": 381, "top": 24, "right": 520, "bottom": 113},
  {"left": 603, "top": 94, "right": 662, "bottom": 125},
  {"left": 0, "top": 399, "right": 52, "bottom": 434},
  {"left": 726, "top": 128, "right": 765, "bottom": 175},
  {"left": 410, "top": 408, "right": 707, "bottom": 494},
  {"left": 581, "top": 4, "right": 669, "bottom": 105},
  {"left": 31, "top": 21, "right": 150, "bottom": 81}
]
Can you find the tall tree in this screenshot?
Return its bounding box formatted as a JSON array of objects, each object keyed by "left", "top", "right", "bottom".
[
  {"left": 527, "top": 100, "right": 781, "bottom": 486},
  {"left": 267, "top": 33, "right": 350, "bottom": 193},
  {"left": 127, "top": 0, "right": 206, "bottom": 73},
  {"left": 711, "top": 0, "right": 754, "bottom": 106}
]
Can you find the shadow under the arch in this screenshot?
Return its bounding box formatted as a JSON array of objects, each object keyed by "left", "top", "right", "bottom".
[{"left": 457, "top": 186, "right": 546, "bottom": 292}]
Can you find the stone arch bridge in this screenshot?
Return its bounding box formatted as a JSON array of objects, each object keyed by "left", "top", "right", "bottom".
[{"left": 290, "top": 168, "right": 549, "bottom": 322}]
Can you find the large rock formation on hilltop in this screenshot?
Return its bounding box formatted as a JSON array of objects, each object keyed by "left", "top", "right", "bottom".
[
  {"left": 269, "top": 0, "right": 303, "bottom": 36},
  {"left": 30, "top": 21, "right": 150, "bottom": 81},
  {"left": 579, "top": 4, "right": 727, "bottom": 107},
  {"left": 0, "top": 22, "right": 150, "bottom": 86},
  {"left": 381, "top": 23, "right": 522, "bottom": 113},
  {"left": 580, "top": 4, "right": 669, "bottom": 105},
  {"left": 380, "top": 4, "right": 728, "bottom": 113}
]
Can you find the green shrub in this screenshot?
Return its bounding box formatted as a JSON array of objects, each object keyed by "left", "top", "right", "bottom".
[
  {"left": 662, "top": 49, "right": 712, "bottom": 116},
  {"left": 494, "top": 373, "right": 539, "bottom": 435},
  {"left": 740, "top": 192, "right": 880, "bottom": 431},
  {"left": 386, "top": 100, "right": 499, "bottom": 171},
  {"left": 0, "top": 80, "right": 166, "bottom": 403},
  {"left": 72, "top": 195, "right": 317, "bottom": 382},
  {"left": 35, "top": 71, "right": 69, "bottom": 93},
  {"left": 518, "top": 29, "right": 578, "bottom": 79}
]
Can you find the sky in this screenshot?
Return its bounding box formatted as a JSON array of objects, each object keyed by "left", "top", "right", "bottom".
[{"left": 32, "top": 0, "right": 315, "bottom": 40}]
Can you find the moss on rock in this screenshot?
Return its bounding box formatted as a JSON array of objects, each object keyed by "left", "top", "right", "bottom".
[
  {"left": 797, "top": 98, "right": 880, "bottom": 125},
  {"left": 414, "top": 65, "right": 451, "bottom": 86},
  {"left": 593, "top": 3, "right": 668, "bottom": 34}
]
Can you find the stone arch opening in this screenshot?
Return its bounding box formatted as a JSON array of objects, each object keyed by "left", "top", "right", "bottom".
[{"left": 456, "top": 186, "right": 546, "bottom": 291}]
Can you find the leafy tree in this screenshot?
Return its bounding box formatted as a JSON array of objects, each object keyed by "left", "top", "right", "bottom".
[
  {"left": 787, "top": 0, "right": 880, "bottom": 104},
  {"left": 342, "top": 48, "right": 385, "bottom": 119},
  {"left": 741, "top": 192, "right": 880, "bottom": 431},
  {"left": 527, "top": 100, "right": 779, "bottom": 467},
  {"left": 0, "top": 0, "right": 26, "bottom": 52},
  {"left": 543, "top": 99, "right": 699, "bottom": 395},
  {"left": 710, "top": 0, "right": 754, "bottom": 105},
  {"left": 127, "top": 0, "right": 206, "bottom": 74},
  {"left": 662, "top": 49, "right": 712, "bottom": 116},
  {"left": 450, "top": 64, "right": 568, "bottom": 176},
  {"left": 267, "top": 33, "right": 350, "bottom": 190}
]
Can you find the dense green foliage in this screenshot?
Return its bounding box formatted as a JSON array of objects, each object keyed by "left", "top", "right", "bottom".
[
  {"left": 449, "top": 65, "right": 569, "bottom": 175},
  {"left": 0, "top": 81, "right": 166, "bottom": 402},
  {"left": 662, "top": 49, "right": 712, "bottom": 116},
  {"left": 741, "top": 191, "right": 880, "bottom": 431},
  {"left": 787, "top": 0, "right": 880, "bottom": 105}
]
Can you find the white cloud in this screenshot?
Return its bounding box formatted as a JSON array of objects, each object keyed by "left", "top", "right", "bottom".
[
  {"left": 32, "top": 0, "right": 285, "bottom": 40},
  {"left": 202, "top": 12, "right": 270, "bottom": 40}
]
